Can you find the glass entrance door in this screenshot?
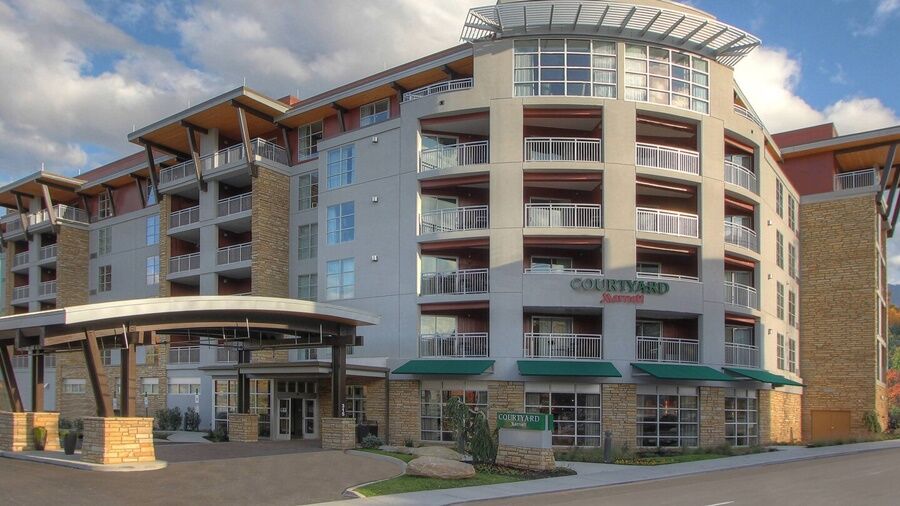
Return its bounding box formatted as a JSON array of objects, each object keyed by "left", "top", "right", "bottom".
[
  {"left": 304, "top": 399, "right": 318, "bottom": 438},
  {"left": 277, "top": 398, "right": 292, "bottom": 439}
]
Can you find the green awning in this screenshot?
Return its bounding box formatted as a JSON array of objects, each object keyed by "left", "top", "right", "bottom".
[
  {"left": 393, "top": 359, "right": 495, "bottom": 375},
  {"left": 517, "top": 360, "right": 622, "bottom": 377},
  {"left": 723, "top": 367, "right": 804, "bottom": 387},
  {"left": 631, "top": 363, "right": 736, "bottom": 382}
]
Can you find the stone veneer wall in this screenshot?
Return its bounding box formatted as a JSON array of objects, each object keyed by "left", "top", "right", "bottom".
[
  {"left": 321, "top": 417, "right": 356, "bottom": 450},
  {"left": 55, "top": 226, "right": 89, "bottom": 308},
  {"left": 388, "top": 380, "right": 420, "bottom": 445},
  {"left": 0, "top": 411, "right": 61, "bottom": 452},
  {"left": 487, "top": 382, "right": 525, "bottom": 431},
  {"left": 799, "top": 194, "right": 885, "bottom": 439},
  {"left": 601, "top": 384, "right": 636, "bottom": 449},
  {"left": 81, "top": 417, "right": 155, "bottom": 464},
  {"left": 496, "top": 444, "right": 556, "bottom": 471},
  {"left": 158, "top": 194, "right": 171, "bottom": 297},
  {"left": 251, "top": 167, "right": 289, "bottom": 297},
  {"left": 759, "top": 389, "right": 802, "bottom": 444},
  {"left": 32, "top": 412, "right": 61, "bottom": 451},
  {"left": 699, "top": 387, "right": 726, "bottom": 448},
  {"left": 228, "top": 413, "right": 259, "bottom": 442}
]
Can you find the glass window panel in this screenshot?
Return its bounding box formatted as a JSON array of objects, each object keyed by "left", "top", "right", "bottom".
[
  {"left": 540, "top": 54, "right": 565, "bottom": 66},
  {"left": 541, "top": 39, "right": 565, "bottom": 51},
  {"left": 593, "top": 55, "right": 616, "bottom": 69},
  {"left": 593, "top": 40, "right": 616, "bottom": 55},
  {"left": 515, "top": 40, "right": 539, "bottom": 53},
  {"left": 626, "top": 44, "right": 646, "bottom": 58},
  {"left": 567, "top": 53, "right": 591, "bottom": 67}
]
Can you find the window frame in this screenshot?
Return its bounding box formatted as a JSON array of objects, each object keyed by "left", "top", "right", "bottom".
[
  {"left": 146, "top": 255, "right": 160, "bottom": 286},
  {"left": 97, "top": 191, "right": 113, "bottom": 220},
  {"left": 146, "top": 214, "right": 160, "bottom": 245},
  {"left": 636, "top": 386, "right": 699, "bottom": 448},
  {"left": 325, "top": 258, "right": 355, "bottom": 300},
  {"left": 326, "top": 145, "right": 355, "bottom": 189},
  {"left": 525, "top": 384, "right": 602, "bottom": 447},
  {"left": 420, "top": 383, "right": 488, "bottom": 442},
  {"left": 297, "top": 273, "right": 318, "bottom": 301},
  {"left": 777, "top": 333, "right": 786, "bottom": 370},
  {"left": 298, "top": 223, "right": 318, "bottom": 259},
  {"left": 298, "top": 171, "right": 319, "bottom": 210},
  {"left": 725, "top": 389, "right": 758, "bottom": 447},
  {"left": 776, "top": 282, "right": 785, "bottom": 320},
  {"left": 776, "top": 230, "right": 784, "bottom": 269},
  {"left": 98, "top": 264, "right": 112, "bottom": 293},
  {"left": 513, "top": 38, "right": 617, "bottom": 98},
  {"left": 298, "top": 121, "right": 324, "bottom": 159},
  {"left": 326, "top": 202, "right": 355, "bottom": 244},
  {"left": 359, "top": 98, "right": 390, "bottom": 127},
  {"left": 624, "top": 43, "right": 709, "bottom": 114},
  {"left": 98, "top": 227, "right": 112, "bottom": 256}
]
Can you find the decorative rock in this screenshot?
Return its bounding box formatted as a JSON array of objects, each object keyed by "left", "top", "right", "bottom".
[
  {"left": 406, "top": 456, "right": 476, "bottom": 480},
  {"left": 410, "top": 446, "right": 465, "bottom": 461}
]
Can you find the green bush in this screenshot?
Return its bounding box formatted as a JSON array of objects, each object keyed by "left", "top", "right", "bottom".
[
  {"left": 468, "top": 411, "right": 497, "bottom": 464},
  {"left": 361, "top": 434, "right": 384, "bottom": 449},
  {"left": 206, "top": 426, "right": 229, "bottom": 442},
  {"left": 183, "top": 407, "right": 201, "bottom": 431},
  {"left": 404, "top": 437, "right": 415, "bottom": 448},
  {"left": 443, "top": 397, "right": 498, "bottom": 464},
  {"left": 863, "top": 410, "right": 882, "bottom": 433},
  {"left": 155, "top": 407, "right": 183, "bottom": 431}
]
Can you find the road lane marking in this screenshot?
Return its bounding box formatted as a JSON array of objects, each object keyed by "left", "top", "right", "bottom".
[{"left": 705, "top": 502, "right": 735, "bottom": 506}]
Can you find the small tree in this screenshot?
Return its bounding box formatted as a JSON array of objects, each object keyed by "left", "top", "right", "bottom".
[
  {"left": 468, "top": 410, "right": 497, "bottom": 464},
  {"left": 443, "top": 397, "right": 498, "bottom": 464},
  {"left": 445, "top": 397, "right": 469, "bottom": 455}
]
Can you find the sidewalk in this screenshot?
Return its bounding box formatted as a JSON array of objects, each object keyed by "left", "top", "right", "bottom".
[
  {"left": 322, "top": 439, "right": 900, "bottom": 505},
  {"left": 164, "top": 431, "right": 212, "bottom": 444}
]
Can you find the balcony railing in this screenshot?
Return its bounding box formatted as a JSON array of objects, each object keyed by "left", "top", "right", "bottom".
[
  {"left": 216, "top": 347, "right": 239, "bottom": 363},
  {"left": 724, "top": 282, "right": 759, "bottom": 310},
  {"left": 159, "top": 138, "right": 289, "bottom": 185},
  {"left": 218, "top": 243, "right": 252, "bottom": 266},
  {"left": 12, "top": 251, "right": 28, "bottom": 267},
  {"left": 169, "top": 206, "right": 200, "bottom": 229},
  {"left": 420, "top": 268, "right": 489, "bottom": 295},
  {"left": 402, "top": 78, "right": 474, "bottom": 102},
  {"left": 724, "top": 221, "right": 759, "bottom": 252},
  {"left": 38, "top": 280, "right": 57, "bottom": 297},
  {"left": 635, "top": 336, "right": 700, "bottom": 364},
  {"left": 169, "top": 253, "right": 200, "bottom": 274},
  {"left": 218, "top": 193, "right": 252, "bottom": 217},
  {"left": 419, "top": 140, "right": 489, "bottom": 172},
  {"left": 3, "top": 218, "right": 23, "bottom": 235},
  {"left": 12, "top": 286, "right": 29, "bottom": 301},
  {"left": 419, "top": 206, "right": 488, "bottom": 234},
  {"left": 636, "top": 208, "right": 699, "bottom": 238},
  {"left": 523, "top": 333, "right": 603, "bottom": 359},
  {"left": 525, "top": 204, "right": 602, "bottom": 228},
  {"left": 524, "top": 138, "right": 602, "bottom": 162},
  {"left": 419, "top": 332, "right": 489, "bottom": 358},
  {"left": 724, "top": 160, "right": 759, "bottom": 194},
  {"left": 636, "top": 143, "right": 700, "bottom": 175},
  {"left": 27, "top": 204, "right": 89, "bottom": 228},
  {"left": 168, "top": 346, "right": 200, "bottom": 364},
  {"left": 525, "top": 267, "right": 603, "bottom": 275},
  {"left": 734, "top": 105, "right": 763, "bottom": 127},
  {"left": 39, "top": 244, "right": 57, "bottom": 261},
  {"left": 725, "top": 342, "right": 760, "bottom": 368},
  {"left": 834, "top": 169, "right": 878, "bottom": 191},
  {"left": 636, "top": 271, "right": 699, "bottom": 282}
]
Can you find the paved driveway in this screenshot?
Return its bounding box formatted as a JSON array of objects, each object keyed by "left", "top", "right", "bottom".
[{"left": 0, "top": 440, "right": 401, "bottom": 506}]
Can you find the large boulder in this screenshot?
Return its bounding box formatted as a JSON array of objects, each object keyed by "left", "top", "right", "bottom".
[
  {"left": 406, "top": 456, "right": 476, "bottom": 480},
  {"left": 410, "top": 446, "right": 465, "bottom": 461}
]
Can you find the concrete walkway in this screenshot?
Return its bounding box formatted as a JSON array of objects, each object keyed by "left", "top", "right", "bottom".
[
  {"left": 325, "top": 439, "right": 900, "bottom": 505},
  {"left": 164, "top": 430, "right": 212, "bottom": 444}
]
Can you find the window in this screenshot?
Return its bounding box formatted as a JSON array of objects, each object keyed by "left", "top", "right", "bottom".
[
  {"left": 637, "top": 262, "right": 661, "bottom": 276},
  {"left": 777, "top": 282, "right": 785, "bottom": 320},
  {"left": 788, "top": 338, "right": 797, "bottom": 373},
  {"left": 777, "top": 334, "right": 786, "bottom": 370},
  {"left": 44, "top": 354, "right": 56, "bottom": 369},
  {"left": 250, "top": 379, "right": 271, "bottom": 437},
  {"left": 326, "top": 258, "right": 355, "bottom": 300},
  {"left": 530, "top": 257, "right": 574, "bottom": 273},
  {"left": 97, "top": 191, "right": 113, "bottom": 219},
  {"left": 146, "top": 181, "right": 157, "bottom": 206},
  {"left": 788, "top": 290, "right": 797, "bottom": 327},
  {"left": 880, "top": 343, "right": 888, "bottom": 383},
  {"left": 420, "top": 381, "right": 488, "bottom": 441},
  {"left": 146, "top": 256, "right": 160, "bottom": 286},
  {"left": 98, "top": 227, "right": 112, "bottom": 256},
  {"left": 360, "top": 99, "right": 390, "bottom": 127},
  {"left": 347, "top": 385, "right": 366, "bottom": 424},
  {"left": 625, "top": 44, "right": 709, "bottom": 113},
  {"left": 635, "top": 320, "right": 663, "bottom": 337},
  {"left": 420, "top": 315, "right": 457, "bottom": 335},
  {"left": 216, "top": 347, "right": 238, "bottom": 363},
  {"left": 326, "top": 202, "right": 355, "bottom": 244},
  {"left": 12, "top": 353, "right": 29, "bottom": 369},
  {"left": 298, "top": 224, "right": 318, "bottom": 259},
  {"left": 169, "top": 346, "right": 200, "bottom": 364},
  {"left": 788, "top": 195, "right": 797, "bottom": 231},
  {"left": 637, "top": 386, "right": 699, "bottom": 447},
  {"left": 214, "top": 379, "right": 237, "bottom": 431},
  {"left": 298, "top": 274, "right": 317, "bottom": 301},
  {"left": 98, "top": 265, "right": 112, "bottom": 292},
  {"left": 725, "top": 389, "right": 758, "bottom": 447},
  {"left": 146, "top": 215, "right": 160, "bottom": 245},
  {"left": 514, "top": 38, "right": 617, "bottom": 98},
  {"left": 531, "top": 316, "right": 573, "bottom": 334},
  {"left": 168, "top": 378, "right": 201, "bottom": 395},
  {"left": 63, "top": 379, "right": 86, "bottom": 394},
  {"left": 525, "top": 384, "right": 602, "bottom": 446},
  {"left": 326, "top": 145, "right": 355, "bottom": 189},
  {"left": 101, "top": 348, "right": 116, "bottom": 366},
  {"left": 298, "top": 121, "right": 323, "bottom": 159},
  {"left": 776, "top": 179, "right": 784, "bottom": 218},
  {"left": 788, "top": 244, "right": 797, "bottom": 278},
  {"left": 298, "top": 172, "right": 319, "bottom": 210},
  {"left": 776, "top": 231, "right": 784, "bottom": 269}
]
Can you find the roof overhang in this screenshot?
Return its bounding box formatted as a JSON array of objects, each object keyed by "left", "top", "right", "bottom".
[
  {"left": 200, "top": 360, "right": 389, "bottom": 378},
  {"left": 780, "top": 125, "right": 900, "bottom": 173},
  {"left": 0, "top": 171, "right": 85, "bottom": 209},
  {"left": 461, "top": 1, "right": 761, "bottom": 67}
]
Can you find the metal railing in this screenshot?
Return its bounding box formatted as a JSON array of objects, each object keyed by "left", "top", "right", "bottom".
[
  {"left": 724, "top": 221, "right": 759, "bottom": 252},
  {"left": 160, "top": 138, "right": 289, "bottom": 185},
  {"left": 217, "top": 242, "right": 252, "bottom": 265},
  {"left": 734, "top": 105, "right": 763, "bottom": 127},
  {"left": 39, "top": 244, "right": 57, "bottom": 261},
  {"left": 419, "top": 140, "right": 489, "bottom": 172},
  {"left": 169, "top": 253, "right": 200, "bottom": 274},
  {"left": 636, "top": 208, "right": 699, "bottom": 238},
  {"left": 12, "top": 286, "right": 29, "bottom": 301},
  {"left": 218, "top": 193, "right": 252, "bottom": 217},
  {"left": 524, "top": 137, "right": 602, "bottom": 162},
  {"left": 725, "top": 342, "right": 760, "bottom": 368},
  {"left": 216, "top": 347, "right": 239, "bottom": 363},
  {"left": 724, "top": 281, "right": 759, "bottom": 310},
  {"left": 169, "top": 206, "right": 200, "bottom": 228},
  {"left": 159, "top": 159, "right": 196, "bottom": 185},
  {"left": 418, "top": 205, "right": 488, "bottom": 234},
  {"left": 38, "top": 280, "right": 57, "bottom": 297},
  {"left": 168, "top": 346, "right": 200, "bottom": 364},
  {"left": 524, "top": 267, "right": 603, "bottom": 275},
  {"left": 636, "top": 271, "right": 699, "bottom": 282},
  {"left": 419, "top": 332, "right": 489, "bottom": 358},
  {"left": 636, "top": 143, "right": 700, "bottom": 175},
  {"left": 402, "top": 78, "right": 474, "bottom": 102},
  {"left": 12, "top": 251, "right": 28, "bottom": 267},
  {"left": 3, "top": 218, "right": 23, "bottom": 235},
  {"left": 724, "top": 160, "right": 759, "bottom": 194},
  {"left": 56, "top": 204, "right": 90, "bottom": 224},
  {"left": 420, "top": 268, "right": 489, "bottom": 295},
  {"left": 523, "top": 333, "right": 603, "bottom": 359},
  {"left": 250, "top": 138, "right": 290, "bottom": 166},
  {"left": 834, "top": 169, "right": 878, "bottom": 191},
  {"left": 525, "top": 203, "right": 602, "bottom": 228},
  {"left": 635, "top": 336, "right": 700, "bottom": 364}
]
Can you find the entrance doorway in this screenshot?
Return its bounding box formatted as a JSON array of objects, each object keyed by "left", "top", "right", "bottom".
[{"left": 277, "top": 397, "right": 318, "bottom": 440}]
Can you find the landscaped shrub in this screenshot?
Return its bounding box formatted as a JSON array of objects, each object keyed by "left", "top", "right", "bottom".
[
  {"left": 361, "top": 434, "right": 385, "bottom": 449},
  {"left": 889, "top": 408, "right": 900, "bottom": 432},
  {"left": 183, "top": 407, "right": 201, "bottom": 431},
  {"left": 863, "top": 410, "right": 882, "bottom": 433},
  {"left": 155, "top": 407, "right": 183, "bottom": 431},
  {"left": 468, "top": 411, "right": 497, "bottom": 464},
  {"left": 206, "top": 426, "right": 229, "bottom": 442},
  {"left": 404, "top": 437, "right": 415, "bottom": 448}
]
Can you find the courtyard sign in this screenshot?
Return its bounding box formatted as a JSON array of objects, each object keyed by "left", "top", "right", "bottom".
[
  {"left": 496, "top": 412, "right": 553, "bottom": 431},
  {"left": 570, "top": 278, "right": 670, "bottom": 304}
]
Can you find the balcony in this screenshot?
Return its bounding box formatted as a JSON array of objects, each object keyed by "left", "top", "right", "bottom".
[
  {"left": 25, "top": 205, "right": 90, "bottom": 229},
  {"left": 38, "top": 280, "right": 57, "bottom": 298},
  {"left": 635, "top": 336, "right": 699, "bottom": 364},
  {"left": 420, "top": 268, "right": 488, "bottom": 296},
  {"left": 403, "top": 78, "right": 473, "bottom": 103},
  {"left": 525, "top": 204, "right": 602, "bottom": 228},
  {"left": 2, "top": 218, "right": 23, "bottom": 238},
  {"left": 217, "top": 243, "right": 252, "bottom": 266},
  {"left": 169, "top": 206, "right": 200, "bottom": 229},
  {"left": 218, "top": 193, "right": 252, "bottom": 217},
  {"left": 39, "top": 244, "right": 57, "bottom": 262},
  {"left": 523, "top": 333, "right": 603, "bottom": 360},
  {"left": 169, "top": 253, "right": 200, "bottom": 274},
  {"left": 725, "top": 342, "right": 760, "bottom": 368},
  {"left": 724, "top": 282, "right": 759, "bottom": 310},
  {"left": 159, "top": 138, "right": 289, "bottom": 185},
  {"left": 724, "top": 222, "right": 759, "bottom": 253},
  {"left": 733, "top": 105, "right": 763, "bottom": 128},
  {"left": 636, "top": 143, "right": 700, "bottom": 176},
  {"left": 834, "top": 169, "right": 879, "bottom": 191},
  {"left": 636, "top": 208, "right": 699, "bottom": 238},
  {"left": 419, "top": 332, "right": 489, "bottom": 358},
  {"left": 12, "top": 251, "right": 28, "bottom": 268},
  {"left": 525, "top": 266, "right": 603, "bottom": 275},
  {"left": 524, "top": 138, "right": 602, "bottom": 162},
  {"left": 636, "top": 271, "right": 699, "bottom": 282},
  {"left": 724, "top": 160, "right": 759, "bottom": 194},
  {"left": 12, "top": 286, "right": 29, "bottom": 302},
  {"left": 168, "top": 346, "right": 200, "bottom": 365},
  {"left": 419, "top": 140, "right": 489, "bottom": 172},
  {"left": 418, "top": 206, "right": 488, "bottom": 234}
]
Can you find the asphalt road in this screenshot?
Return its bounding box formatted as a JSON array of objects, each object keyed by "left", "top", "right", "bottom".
[{"left": 474, "top": 449, "right": 899, "bottom": 506}]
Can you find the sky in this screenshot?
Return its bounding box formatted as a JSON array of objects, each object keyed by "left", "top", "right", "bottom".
[{"left": 0, "top": 0, "right": 898, "bottom": 271}]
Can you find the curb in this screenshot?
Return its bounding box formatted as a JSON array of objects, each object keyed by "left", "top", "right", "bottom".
[
  {"left": 1, "top": 450, "right": 168, "bottom": 472},
  {"left": 343, "top": 450, "right": 408, "bottom": 498}
]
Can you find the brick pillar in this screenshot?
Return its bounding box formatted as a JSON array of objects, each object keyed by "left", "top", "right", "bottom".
[
  {"left": 0, "top": 411, "right": 31, "bottom": 451},
  {"left": 602, "top": 384, "right": 636, "bottom": 450},
  {"left": 81, "top": 417, "right": 155, "bottom": 465},
  {"left": 388, "top": 380, "right": 420, "bottom": 445},
  {"left": 487, "top": 382, "right": 525, "bottom": 431},
  {"left": 321, "top": 417, "right": 356, "bottom": 450},
  {"left": 227, "top": 413, "right": 259, "bottom": 442},
  {"left": 251, "top": 168, "right": 289, "bottom": 297},
  {"left": 759, "top": 389, "right": 801, "bottom": 444},
  {"left": 55, "top": 226, "right": 89, "bottom": 308},
  {"left": 699, "top": 386, "right": 726, "bottom": 448}
]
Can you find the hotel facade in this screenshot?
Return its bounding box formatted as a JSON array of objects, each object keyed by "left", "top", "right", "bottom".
[{"left": 0, "top": 0, "right": 893, "bottom": 448}]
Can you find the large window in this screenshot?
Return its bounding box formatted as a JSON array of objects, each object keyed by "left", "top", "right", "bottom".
[
  {"left": 788, "top": 338, "right": 797, "bottom": 373},
  {"left": 777, "top": 333, "right": 786, "bottom": 370},
  {"left": 298, "top": 172, "right": 319, "bottom": 210},
  {"left": 298, "top": 274, "right": 317, "bottom": 301},
  {"left": 63, "top": 379, "right": 86, "bottom": 394},
  {"left": 347, "top": 385, "right": 366, "bottom": 424},
  {"left": 637, "top": 386, "right": 699, "bottom": 448},
  {"left": 776, "top": 282, "right": 785, "bottom": 320},
  {"left": 326, "top": 258, "right": 355, "bottom": 300},
  {"left": 214, "top": 379, "right": 238, "bottom": 431},
  {"left": 788, "top": 290, "right": 797, "bottom": 327},
  {"left": 421, "top": 381, "right": 488, "bottom": 441},
  {"left": 788, "top": 195, "right": 797, "bottom": 231},
  {"left": 776, "top": 231, "right": 784, "bottom": 269},
  {"left": 98, "top": 227, "right": 112, "bottom": 256},
  {"left": 98, "top": 265, "right": 112, "bottom": 293},
  {"left": 360, "top": 99, "right": 390, "bottom": 127},
  {"left": 168, "top": 378, "right": 201, "bottom": 395},
  {"left": 513, "top": 38, "right": 616, "bottom": 98},
  {"left": 141, "top": 377, "right": 159, "bottom": 395},
  {"left": 250, "top": 379, "right": 271, "bottom": 437},
  {"left": 98, "top": 191, "right": 113, "bottom": 219},
  {"left": 327, "top": 202, "right": 355, "bottom": 244},
  {"left": 420, "top": 315, "right": 457, "bottom": 335},
  {"left": 146, "top": 255, "right": 160, "bottom": 286},
  {"left": 776, "top": 178, "right": 784, "bottom": 218},
  {"left": 146, "top": 215, "right": 160, "bottom": 245},
  {"left": 725, "top": 389, "right": 758, "bottom": 447},
  {"left": 624, "top": 44, "right": 709, "bottom": 114},
  {"left": 146, "top": 181, "right": 157, "bottom": 205},
  {"left": 298, "top": 224, "right": 318, "bottom": 259},
  {"left": 326, "top": 145, "right": 355, "bottom": 189},
  {"left": 525, "top": 384, "right": 601, "bottom": 446},
  {"left": 298, "top": 121, "right": 323, "bottom": 159},
  {"left": 788, "top": 244, "right": 796, "bottom": 278}
]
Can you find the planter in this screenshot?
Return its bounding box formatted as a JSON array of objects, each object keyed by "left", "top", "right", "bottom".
[
  {"left": 63, "top": 432, "right": 78, "bottom": 455},
  {"left": 33, "top": 427, "right": 47, "bottom": 451}
]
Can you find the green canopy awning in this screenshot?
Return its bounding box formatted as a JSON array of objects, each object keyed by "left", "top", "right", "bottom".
[
  {"left": 517, "top": 360, "right": 621, "bottom": 377},
  {"left": 723, "top": 367, "right": 804, "bottom": 387},
  {"left": 393, "top": 359, "right": 495, "bottom": 375},
  {"left": 631, "top": 363, "right": 736, "bottom": 382}
]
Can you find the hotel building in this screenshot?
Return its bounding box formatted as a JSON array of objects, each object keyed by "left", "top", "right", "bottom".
[{"left": 0, "top": 0, "right": 892, "bottom": 447}]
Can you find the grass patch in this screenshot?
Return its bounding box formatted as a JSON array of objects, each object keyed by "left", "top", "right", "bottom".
[
  {"left": 556, "top": 444, "right": 771, "bottom": 466},
  {"left": 359, "top": 449, "right": 417, "bottom": 463},
  {"left": 806, "top": 433, "right": 900, "bottom": 448}
]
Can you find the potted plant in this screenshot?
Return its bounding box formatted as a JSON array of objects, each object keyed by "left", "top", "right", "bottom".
[
  {"left": 33, "top": 426, "right": 47, "bottom": 451},
  {"left": 63, "top": 430, "right": 78, "bottom": 455}
]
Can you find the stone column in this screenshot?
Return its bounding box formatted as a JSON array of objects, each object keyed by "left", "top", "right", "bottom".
[
  {"left": 387, "top": 380, "right": 420, "bottom": 445},
  {"left": 227, "top": 412, "right": 259, "bottom": 443},
  {"left": 81, "top": 417, "right": 155, "bottom": 465},
  {"left": 321, "top": 417, "right": 356, "bottom": 450},
  {"left": 601, "top": 384, "right": 637, "bottom": 450},
  {"left": 0, "top": 411, "right": 31, "bottom": 451},
  {"left": 699, "top": 386, "right": 726, "bottom": 448}
]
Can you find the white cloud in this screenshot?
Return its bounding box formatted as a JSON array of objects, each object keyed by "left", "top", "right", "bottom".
[
  {"left": 877, "top": 0, "right": 900, "bottom": 15},
  {"left": 853, "top": 0, "right": 900, "bottom": 35}
]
